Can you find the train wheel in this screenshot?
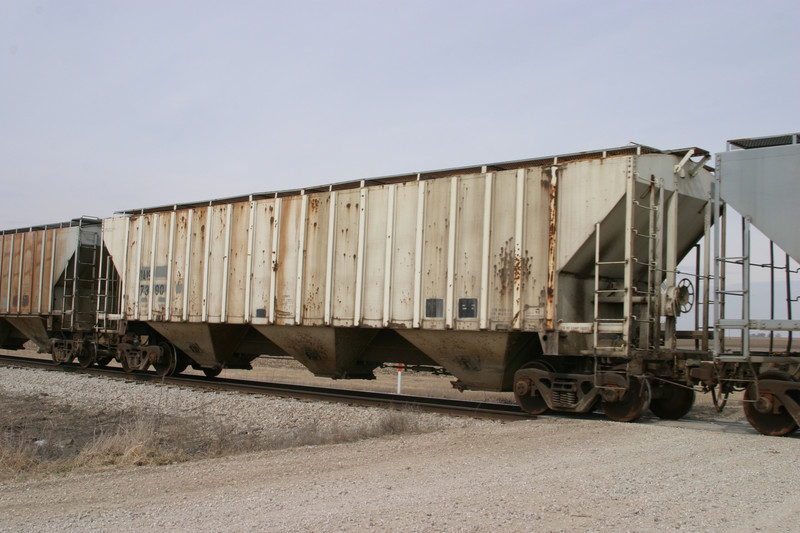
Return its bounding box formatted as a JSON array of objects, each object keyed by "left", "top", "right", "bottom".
[
  {"left": 95, "top": 349, "right": 113, "bottom": 367},
  {"left": 53, "top": 352, "right": 76, "bottom": 365},
  {"left": 513, "top": 361, "right": 553, "bottom": 415},
  {"left": 77, "top": 345, "right": 95, "bottom": 369},
  {"left": 51, "top": 343, "right": 75, "bottom": 365},
  {"left": 173, "top": 353, "right": 189, "bottom": 375},
  {"left": 601, "top": 375, "right": 651, "bottom": 422},
  {"left": 154, "top": 342, "right": 178, "bottom": 377},
  {"left": 743, "top": 371, "right": 798, "bottom": 437},
  {"left": 649, "top": 381, "right": 696, "bottom": 420},
  {"left": 203, "top": 367, "right": 222, "bottom": 378},
  {"left": 121, "top": 356, "right": 135, "bottom": 373}
]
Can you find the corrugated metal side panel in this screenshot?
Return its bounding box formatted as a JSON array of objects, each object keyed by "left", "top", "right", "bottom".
[
  {"left": 18, "top": 232, "right": 33, "bottom": 314},
  {"left": 204, "top": 205, "right": 227, "bottom": 322},
  {"left": 102, "top": 217, "right": 129, "bottom": 263},
  {"left": 99, "top": 155, "right": 664, "bottom": 332},
  {"left": 452, "top": 174, "right": 484, "bottom": 331},
  {"left": 420, "top": 178, "right": 451, "bottom": 329},
  {"left": 186, "top": 208, "right": 207, "bottom": 321},
  {"left": 1, "top": 234, "right": 14, "bottom": 312},
  {"left": 250, "top": 199, "right": 275, "bottom": 324},
  {"left": 122, "top": 217, "right": 139, "bottom": 317},
  {"left": 40, "top": 229, "right": 55, "bottom": 313},
  {"left": 225, "top": 202, "right": 250, "bottom": 323},
  {"left": 0, "top": 226, "right": 79, "bottom": 316},
  {"left": 521, "top": 168, "right": 552, "bottom": 331},
  {"left": 302, "top": 192, "right": 330, "bottom": 325},
  {"left": 275, "top": 196, "right": 302, "bottom": 325},
  {"left": 136, "top": 215, "right": 155, "bottom": 319},
  {"left": 8, "top": 234, "right": 22, "bottom": 313},
  {"left": 389, "top": 183, "right": 418, "bottom": 327},
  {"left": 101, "top": 217, "right": 128, "bottom": 315},
  {"left": 331, "top": 189, "right": 360, "bottom": 327},
  {"left": 555, "top": 157, "right": 629, "bottom": 271},
  {"left": 0, "top": 229, "right": 51, "bottom": 315},
  {"left": 148, "top": 214, "right": 170, "bottom": 320},
  {"left": 169, "top": 210, "right": 189, "bottom": 320},
  {"left": 32, "top": 231, "right": 46, "bottom": 314},
  {"left": 298, "top": 170, "right": 551, "bottom": 332},
  {"left": 486, "top": 170, "right": 517, "bottom": 330},
  {"left": 0, "top": 235, "right": 7, "bottom": 312},
  {"left": 361, "top": 186, "right": 390, "bottom": 327},
  {"left": 53, "top": 228, "right": 79, "bottom": 292},
  {"left": 121, "top": 199, "right": 280, "bottom": 326}
]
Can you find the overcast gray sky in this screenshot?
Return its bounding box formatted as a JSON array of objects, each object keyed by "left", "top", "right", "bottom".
[{"left": 1, "top": 0, "right": 798, "bottom": 229}]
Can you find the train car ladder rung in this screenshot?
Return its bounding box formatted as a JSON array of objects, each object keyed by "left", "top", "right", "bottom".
[
  {"left": 597, "top": 323, "right": 625, "bottom": 334},
  {"left": 633, "top": 201, "right": 658, "bottom": 211}
]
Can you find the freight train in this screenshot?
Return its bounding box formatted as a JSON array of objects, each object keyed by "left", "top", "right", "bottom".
[{"left": 1, "top": 134, "right": 798, "bottom": 435}]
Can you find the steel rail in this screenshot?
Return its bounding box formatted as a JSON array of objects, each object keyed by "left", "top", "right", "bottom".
[
  {"left": 0, "top": 355, "right": 531, "bottom": 421},
  {"left": 0, "top": 354, "right": 787, "bottom": 436}
]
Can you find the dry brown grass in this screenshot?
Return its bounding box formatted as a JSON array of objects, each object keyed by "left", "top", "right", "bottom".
[
  {"left": 0, "top": 391, "right": 431, "bottom": 482},
  {"left": 262, "top": 407, "right": 424, "bottom": 451},
  {"left": 1, "top": 394, "right": 197, "bottom": 480}
]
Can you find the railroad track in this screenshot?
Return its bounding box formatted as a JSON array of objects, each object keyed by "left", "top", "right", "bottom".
[
  {"left": 0, "top": 354, "right": 531, "bottom": 421},
  {"left": 0, "top": 354, "right": 777, "bottom": 436}
]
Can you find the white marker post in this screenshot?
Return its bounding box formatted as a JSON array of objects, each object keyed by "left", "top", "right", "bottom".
[{"left": 396, "top": 363, "right": 403, "bottom": 394}]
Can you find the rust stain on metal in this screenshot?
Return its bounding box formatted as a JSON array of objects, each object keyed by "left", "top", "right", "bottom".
[
  {"left": 494, "top": 238, "right": 514, "bottom": 295},
  {"left": 546, "top": 166, "right": 559, "bottom": 331},
  {"left": 495, "top": 241, "right": 531, "bottom": 297}
]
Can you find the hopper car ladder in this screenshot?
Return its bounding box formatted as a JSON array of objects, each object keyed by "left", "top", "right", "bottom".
[
  {"left": 592, "top": 173, "right": 662, "bottom": 359},
  {"left": 95, "top": 239, "right": 123, "bottom": 335},
  {"left": 712, "top": 132, "right": 800, "bottom": 366},
  {"left": 60, "top": 229, "right": 99, "bottom": 332},
  {"left": 713, "top": 212, "right": 800, "bottom": 365},
  {"left": 710, "top": 133, "right": 800, "bottom": 436}
]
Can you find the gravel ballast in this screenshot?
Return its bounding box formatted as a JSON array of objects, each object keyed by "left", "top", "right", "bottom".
[
  {"left": 0, "top": 366, "right": 474, "bottom": 443},
  {"left": 1, "top": 364, "right": 798, "bottom": 532}
]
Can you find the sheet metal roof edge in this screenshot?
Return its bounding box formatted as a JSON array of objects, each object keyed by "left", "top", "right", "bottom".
[
  {"left": 0, "top": 217, "right": 101, "bottom": 235},
  {"left": 116, "top": 143, "right": 703, "bottom": 216},
  {"left": 727, "top": 133, "right": 800, "bottom": 150}
]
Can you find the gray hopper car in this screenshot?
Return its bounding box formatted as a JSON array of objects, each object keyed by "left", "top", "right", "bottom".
[{"left": 2, "top": 138, "right": 799, "bottom": 435}]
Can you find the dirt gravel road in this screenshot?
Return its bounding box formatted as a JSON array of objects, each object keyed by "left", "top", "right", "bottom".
[
  {"left": 2, "top": 411, "right": 798, "bottom": 532},
  {"left": 1, "top": 353, "right": 797, "bottom": 532}
]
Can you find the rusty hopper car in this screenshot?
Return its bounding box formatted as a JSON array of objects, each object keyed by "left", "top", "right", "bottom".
[
  {"left": 0, "top": 218, "right": 105, "bottom": 366},
  {"left": 89, "top": 143, "right": 716, "bottom": 422},
  {"left": 4, "top": 138, "right": 797, "bottom": 434}
]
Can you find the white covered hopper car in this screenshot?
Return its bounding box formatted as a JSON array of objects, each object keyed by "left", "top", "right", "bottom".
[{"left": 2, "top": 137, "right": 798, "bottom": 434}]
